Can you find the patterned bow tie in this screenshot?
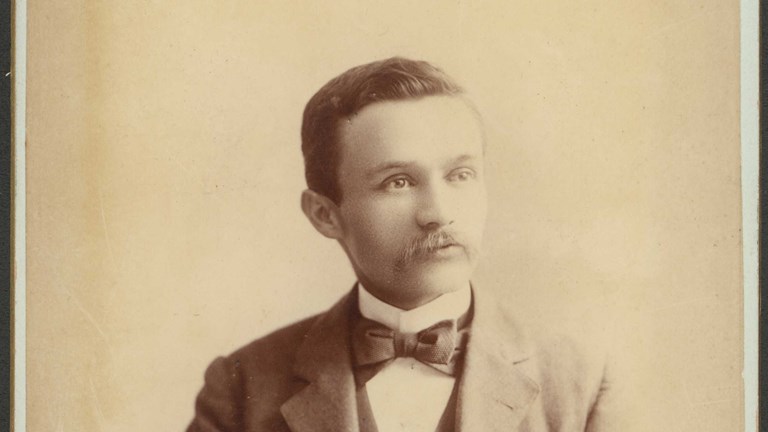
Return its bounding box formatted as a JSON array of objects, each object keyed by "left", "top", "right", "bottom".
[{"left": 352, "top": 317, "right": 468, "bottom": 385}]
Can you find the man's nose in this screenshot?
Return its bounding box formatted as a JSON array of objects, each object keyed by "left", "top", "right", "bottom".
[{"left": 415, "top": 182, "right": 453, "bottom": 230}]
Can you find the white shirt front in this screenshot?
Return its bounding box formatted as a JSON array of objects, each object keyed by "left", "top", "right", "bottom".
[{"left": 357, "top": 283, "right": 472, "bottom": 432}]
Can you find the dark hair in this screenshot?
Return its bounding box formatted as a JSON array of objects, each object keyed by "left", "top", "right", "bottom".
[{"left": 301, "top": 57, "right": 464, "bottom": 204}]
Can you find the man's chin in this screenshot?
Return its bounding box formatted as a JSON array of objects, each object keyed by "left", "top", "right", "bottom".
[
  {"left": 356, "top": 261, "right": 475, "bottom": 308},
  {"left": 400, "top": 264, "right": 474, "bottom": 297},
  {"left": 382, "top": 281, "right": 468, "bottom": 310}
]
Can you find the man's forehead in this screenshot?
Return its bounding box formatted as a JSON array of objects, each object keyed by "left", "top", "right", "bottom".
[{"left": 337, "top": 96, "right": 485, "bottom": 171}]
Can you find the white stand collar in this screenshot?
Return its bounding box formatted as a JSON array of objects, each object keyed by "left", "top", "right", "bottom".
[{"left": 357, "top": 282, "right": 472, "bottom": 333}]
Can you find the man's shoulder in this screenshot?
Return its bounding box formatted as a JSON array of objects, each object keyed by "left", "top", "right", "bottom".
[
  {"left": 534, "top": 324, "right": 611, "bottom": 364},
  {"left": 530, "top": 327, "right": 611, "bottom": 388},
  {"left": 491, "top": 300, "right": 614, "bottom": 387},
  {"left": 484, "top": 295, "right": 611, "bottom": 354},
  {"left": 223, "top": 313, "right": 322, "bottom": 372},
  {"left": 203, "top": 289, "right": 355, "bottom": 384},
  {"left": 188, "top": 308, "right": 343, "bottom": 432},
  {"left": 518, "top": 312, "right": 621, "bottom": 407}
]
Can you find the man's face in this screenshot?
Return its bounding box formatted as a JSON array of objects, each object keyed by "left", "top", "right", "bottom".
[{"left": 334, "top": 96, "right": 488, "bottom": 308}]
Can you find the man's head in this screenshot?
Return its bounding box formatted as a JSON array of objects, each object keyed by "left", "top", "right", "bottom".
[{"left": 300, "top": 58, "right": 488, "bottom": 309}]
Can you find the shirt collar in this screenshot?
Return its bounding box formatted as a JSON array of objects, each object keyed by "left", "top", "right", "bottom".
[{"left": 357, "top": 282, "right": 472, "bottom": 333}]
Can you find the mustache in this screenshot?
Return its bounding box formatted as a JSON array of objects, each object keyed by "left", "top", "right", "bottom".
[{"left": 394, "top": 230, "right": 475, "bottom": 270}]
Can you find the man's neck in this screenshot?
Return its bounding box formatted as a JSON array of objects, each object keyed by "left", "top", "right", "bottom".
[{"left": 357, "top": 282, "right": 472, "bottom": 332}]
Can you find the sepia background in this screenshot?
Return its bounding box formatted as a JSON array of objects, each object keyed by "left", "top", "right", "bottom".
[{"left": 26, "top": 1, "right": 743, "bottom": 431}]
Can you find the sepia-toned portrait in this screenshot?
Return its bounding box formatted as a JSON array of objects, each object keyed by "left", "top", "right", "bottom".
[{"left": 22, "top": 1, "right": 747, "bottom": 431}]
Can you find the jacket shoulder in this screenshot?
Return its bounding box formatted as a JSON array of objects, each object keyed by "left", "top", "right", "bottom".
[
  {"left": 225, "top": 314, "right": 321, "bottom": 374},
  {"left": 187, "top": 314, "right": 323, "bottom": 432}
]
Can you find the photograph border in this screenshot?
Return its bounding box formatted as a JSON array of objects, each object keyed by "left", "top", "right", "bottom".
[{"left": 8, "top": 0, "right": 760, "bottom": 430}]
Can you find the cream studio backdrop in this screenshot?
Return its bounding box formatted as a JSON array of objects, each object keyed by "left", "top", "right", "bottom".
[{"left": 26, "top": 1, "right": 742, "bottom": 431}]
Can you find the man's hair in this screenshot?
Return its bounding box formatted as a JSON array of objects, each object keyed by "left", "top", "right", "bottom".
[{"left": 301, "top": 57, "right": 464, "bottom": 204}]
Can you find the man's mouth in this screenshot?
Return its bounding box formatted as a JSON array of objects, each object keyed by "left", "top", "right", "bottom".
[
  {"left": 432, "top": 242, "right": 461, "bottom": 254},
  {"left": 421, "top": 239, "right": 465, "bottom": 261}
]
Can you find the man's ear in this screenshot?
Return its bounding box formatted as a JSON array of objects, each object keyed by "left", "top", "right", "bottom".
[{"left": 300, "top": 189, "right": 344, "bottom": 239}]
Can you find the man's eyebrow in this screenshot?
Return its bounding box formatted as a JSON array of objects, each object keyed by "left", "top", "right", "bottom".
[
  {"left": 447, "top": 154, "right": 478, "bottom": 166},
  {"left": 366, "top": 161, "right": 414, "bottom": 179}
]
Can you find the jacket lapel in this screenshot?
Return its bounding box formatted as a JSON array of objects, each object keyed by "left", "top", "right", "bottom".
[
  {"left": 456, "top": 288, "right": 541, "bottom": 431},
  {"left": 280, "top": 291, "right": 360, "bottom": 432}
]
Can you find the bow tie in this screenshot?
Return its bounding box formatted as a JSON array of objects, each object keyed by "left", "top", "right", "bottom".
[{"left": 352, "top": 317, "right": 468, "bottom": 385}]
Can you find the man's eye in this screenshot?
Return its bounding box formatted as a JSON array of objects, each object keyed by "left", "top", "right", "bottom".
[
  {"left": 385, "top": 178, "right": 412, "bottom": 190},
  {"left": 448, "top": 169, "right": 476, "bottom": 182}
]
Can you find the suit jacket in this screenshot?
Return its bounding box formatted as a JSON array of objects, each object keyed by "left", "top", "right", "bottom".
[{"left": 187, "top": 287, "right": 628, "bottom": 432}]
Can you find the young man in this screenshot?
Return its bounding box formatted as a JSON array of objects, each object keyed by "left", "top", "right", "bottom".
[{"left": 187, "top": 58, "right": 624, "bottom": 432}]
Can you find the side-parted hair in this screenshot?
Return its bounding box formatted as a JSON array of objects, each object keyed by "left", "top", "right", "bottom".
[{"left": 301, "top": 57, "right": 464, "bottom": 204}]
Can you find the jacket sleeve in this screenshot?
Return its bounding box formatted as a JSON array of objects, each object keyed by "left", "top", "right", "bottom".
[
  {"left": 584, "top": 346, "right": 636, "bottom": 432},
  {"left": 187, "top": 356, "right": 243, "bottom": 432}
]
